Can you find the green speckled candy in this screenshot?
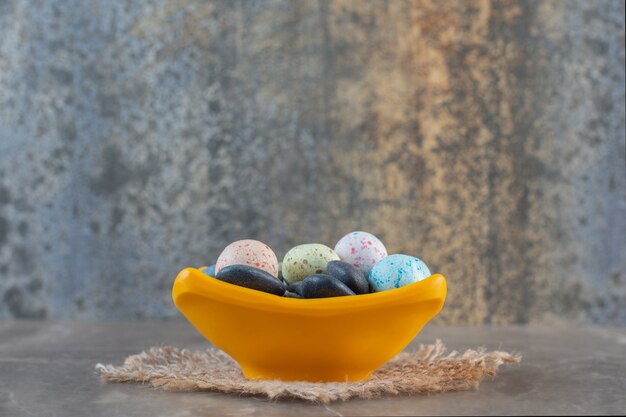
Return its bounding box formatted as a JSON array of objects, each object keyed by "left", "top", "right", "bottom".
[{"left": 281, "top": 244, "right": 340, "bottom": 284}]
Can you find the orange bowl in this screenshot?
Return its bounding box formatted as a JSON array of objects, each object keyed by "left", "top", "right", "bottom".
[{"left": 172, "top": 267, "right": 446, "bottom": 382}]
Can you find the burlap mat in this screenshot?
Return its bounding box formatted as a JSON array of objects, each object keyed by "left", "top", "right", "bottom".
[{"left": 95, "top": 340, "right": 521, "bottom": 403}]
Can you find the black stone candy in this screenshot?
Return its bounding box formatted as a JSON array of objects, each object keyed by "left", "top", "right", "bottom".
[
  {"left": 299, "top": 274, "right": 356, "bottom": 298},
  {"left": 277, "top": 267, "right": 287, "bottom": 284},
  {"left": 215, "top": 264, "right": 286, "bottom": 296},
  {"left": 287, "top": 280, "right": 305, "bottom": 295},
  {"left": 326, "top": 260, "right": 370, "bottom": 294},
  {"left": 283, "top": 290, "right": 303, "bottom": 298}
]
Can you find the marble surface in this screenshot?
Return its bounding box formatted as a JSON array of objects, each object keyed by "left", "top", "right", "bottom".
[
  {"left": 0, "top": 321, "right": 625, "bottom": 416},
  {"left": 0, "top": 0, "right": 624, "bottom": 324}
]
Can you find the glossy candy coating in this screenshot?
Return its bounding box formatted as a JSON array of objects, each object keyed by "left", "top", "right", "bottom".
[
  {"left": 334, "top": 231, "right": 387, "bottom": 277},
  {"left": 368, "top": 254, "right": 431, "bottom": 292},
  {"left": 216, "top": 239, "right": 279, "bottom": 277},
  {"left": 281, "top": 244, "right": 340, "bottom": 284},
  {"left": 299, "top": 274, "right": 356, "bottom": 298},
  {"left": 287, "top": 280, "right": 305, "bottom": 295},
  {"left": 283, "top": 290, "right": 303, "bottom": 299},
  {"left": 326, "top": 260, "right": 370, "bottom": 294},
  {"left": 216, "top": 264, "right": 286, "bottom": 296}
]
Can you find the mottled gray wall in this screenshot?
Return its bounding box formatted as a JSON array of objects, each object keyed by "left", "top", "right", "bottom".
[{"left": 0, "top": 0, "right": 624, "bottom": 323}]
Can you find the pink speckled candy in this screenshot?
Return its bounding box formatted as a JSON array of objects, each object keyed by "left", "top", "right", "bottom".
[
  {"left": 333, "top": 231, "right": 388, "bottom": 277},
  {"left": 215, "top": 239, "right": 279, "bottom": 278}
]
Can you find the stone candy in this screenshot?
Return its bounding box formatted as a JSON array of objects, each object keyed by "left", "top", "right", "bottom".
[
  {"left": 216, "top": 239, "right": 279, "bottom": 277},
  {"left": 277, "top": 262, "right": 287, "bottom": 283},
  {"left": 283, "top": 291, "right": 303, "bottom": 299},
  {"left": 287, "top": 280, "right": 305, "bottom": 296},
  {"left": 334, "top": 231, "right": 387, "bottom": 277},
  {"left": 216, "top": 264, "right": 286, "bottom": 296},
  {"left": 326, "top": 260, "right": 370, "bottom": 294},
  {"left": 368, "top": 254, "right": 431, "bottom": 292},
  {"left": 201, "top": 265, "right": 216, "bottom": 277},
  {"left": 281, "top": 243, "right": 340, "bottom": 284},
  {"left": 299, "top": 274, "right": 356, "bottom": 298}
]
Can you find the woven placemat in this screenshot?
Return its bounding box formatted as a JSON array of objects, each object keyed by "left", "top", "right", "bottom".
[{"left": 96, "top": 340, "right": 521, "bottom": 403}]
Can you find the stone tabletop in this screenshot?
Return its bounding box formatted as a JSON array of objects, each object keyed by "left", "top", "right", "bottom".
[{"left": 1, "top": 321, "right": 625, "bottom": 416}]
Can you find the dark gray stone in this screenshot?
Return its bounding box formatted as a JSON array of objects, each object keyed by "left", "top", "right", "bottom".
[
  {"left": 283, "top": 291, "right": 302, "bottom": 299},
  {"left": 216, "top": 264, "right": 286, "bottom": 296},
  {"left": 299, "top": 274, "right": 356, "bottom": 298},
  {"left": 287, "top": 280, "right": 304, "bottom": 296},
  {"left": 326, "top": 260, "right": 369, "bottom": 294}
]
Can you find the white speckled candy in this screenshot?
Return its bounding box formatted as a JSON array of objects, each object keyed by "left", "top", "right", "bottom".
[
  {"left": 368, "top": 254, "right": 431, "bottom": 292},
  {"left": 281, "top": 243, "right": 340, "bottom": 284},
  {"left": 215, "top": 239, "right": 279, "bottom": 277},
  {"left": 334, "top": 231, "right": 387, "bottom": 277}
]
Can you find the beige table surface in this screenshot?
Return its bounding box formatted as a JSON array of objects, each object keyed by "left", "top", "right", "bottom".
[{"left": 1, "top": 321, "right": 625, "bottom": 416}]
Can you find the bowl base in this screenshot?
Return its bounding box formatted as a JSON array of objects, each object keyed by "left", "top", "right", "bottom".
[{"left": 242, "top": 365, "right": 374, "bottom": 382}]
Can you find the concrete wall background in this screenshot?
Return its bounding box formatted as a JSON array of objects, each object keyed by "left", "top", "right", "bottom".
[{"left": 0, "top": 0, "right": 624, "bottom": 323}]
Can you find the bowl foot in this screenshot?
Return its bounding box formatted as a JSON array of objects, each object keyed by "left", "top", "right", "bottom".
[{"left": 241, "top": 365, "right": 374, "bottom": 382}]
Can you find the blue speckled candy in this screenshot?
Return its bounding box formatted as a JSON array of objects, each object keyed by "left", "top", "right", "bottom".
[
  {"left": 201, "top": 265, "right": 216, "bottom": 277},
  {"left": 368, "top": 254, "right": 431, "bottom": 292}
]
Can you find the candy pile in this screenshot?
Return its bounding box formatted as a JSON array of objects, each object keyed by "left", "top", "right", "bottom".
[{"left": 201, "top": 231, "right": 432, "bottom": 299}]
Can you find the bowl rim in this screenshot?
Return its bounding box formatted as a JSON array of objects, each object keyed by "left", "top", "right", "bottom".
[{"left": 173, "top": 267, "right": 447, "bottom": 317}]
